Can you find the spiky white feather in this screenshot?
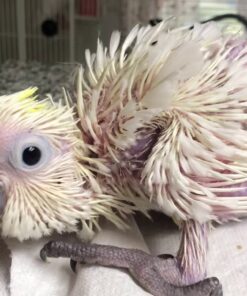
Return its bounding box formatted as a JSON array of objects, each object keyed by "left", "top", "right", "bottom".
[
  {"left": 0, "top": 88, "right": 144, "bottom": 241},
  {"left": 76, "top": 20, "right": 247, "bottom": 225}
]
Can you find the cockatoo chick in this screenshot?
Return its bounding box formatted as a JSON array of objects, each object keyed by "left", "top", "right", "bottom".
[
  {"left": 0, "top": 90, "right": 221, "bottom": 296},
  {"left": 41, "top": 20, "right": 247, "bottom": 295},
  {"left": 0, "top": 88, "right": 136, "bottom": 241}
]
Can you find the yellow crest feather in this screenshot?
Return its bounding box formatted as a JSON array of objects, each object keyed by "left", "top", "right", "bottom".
[{"left": 15, "top": 87, "right": 47, "bottom": 113}]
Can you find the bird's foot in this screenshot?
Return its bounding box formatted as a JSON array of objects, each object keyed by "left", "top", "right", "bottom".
[
  {"left": 156, "top": 254, "right": 223, "bottom": 295},
  {"left": 40, "top": 241, "right": 223, "bottom": 296}
]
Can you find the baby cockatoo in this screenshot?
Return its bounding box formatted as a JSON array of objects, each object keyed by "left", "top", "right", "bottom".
[
  {"left": 0, "top": 83, "right": 219, "bottom": 296},
  {"left": 4, "top": 20, "right": 246, "bottom": 295},
  {"left": 42, "top": 20, "right": 247, "bottom": 295}
]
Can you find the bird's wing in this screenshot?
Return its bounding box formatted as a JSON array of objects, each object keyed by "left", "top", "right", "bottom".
[
  {"left": 75, "top": 21, "right": 247, "bottom": 223},
  {"left": 75, "top": 21, "right": 209, "bottom": 164},
  {"left": 140, "top": 26, "right": 247, "bottom": 223}
]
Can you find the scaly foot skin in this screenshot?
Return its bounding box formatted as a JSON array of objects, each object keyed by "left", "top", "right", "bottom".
[{"left": 40, "top": 241, "right": 223, "bottom": 296}]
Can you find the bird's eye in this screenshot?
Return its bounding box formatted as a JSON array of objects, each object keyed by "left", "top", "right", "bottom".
[
  {"left": 22, "top": 146, "right": 42, "bottom": 166},
  {"left": 9, "top": 134, "right": 53, "bottom": 172}
]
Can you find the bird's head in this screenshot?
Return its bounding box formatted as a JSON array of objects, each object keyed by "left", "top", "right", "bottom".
[{"left": 0, "top": 88, "right": 100, "bottom": 241}]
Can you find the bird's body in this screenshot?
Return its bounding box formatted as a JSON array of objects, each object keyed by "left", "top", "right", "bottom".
[
  {"left": 76, "top": 21, "right": 247, "bottom": 284},
  {"left": 1, "top": 20, "right": 247, "bottom": 294},
  {"left": 84, "top": 22, "right": 247, "bottom": 222}
]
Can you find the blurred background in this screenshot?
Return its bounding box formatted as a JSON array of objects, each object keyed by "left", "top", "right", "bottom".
[{"left": 0, "top": 0, "right": 247, "bottom": 97}]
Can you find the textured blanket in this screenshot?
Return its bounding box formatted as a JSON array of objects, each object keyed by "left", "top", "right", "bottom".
[{"left": 0, "top": 214, "right": 246, "bottom": 296}]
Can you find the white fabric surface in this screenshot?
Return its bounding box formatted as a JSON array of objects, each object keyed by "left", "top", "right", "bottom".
[{"left": 0, "top": 214, "right": 246, "bottom": 296}]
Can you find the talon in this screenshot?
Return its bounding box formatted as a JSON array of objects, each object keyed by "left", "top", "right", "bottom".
[
  {"left": 40, "top": 241, "right": 55, "bottom": 261},
  {"left": 40, "top": 240, "right": 66, "bottom": 261},
  {"left": 40, "top": 248, "right": 47, "bottom": 262},
  {"left": 208, "top": 277, "right": 223, "bottom": 296},
  {"left": 70, "top": 259, "right": 77, "bottom": 273}
]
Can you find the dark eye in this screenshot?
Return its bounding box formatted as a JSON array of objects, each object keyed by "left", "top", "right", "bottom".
[
  {"left": 9, "top": 135, "right": 53, "bottom": 172},
  {"left": 22, "top": 146, "right": 42, "bottom": 166}
]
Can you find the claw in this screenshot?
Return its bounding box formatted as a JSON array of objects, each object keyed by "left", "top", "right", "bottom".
[
  {"left": 40, "top": 240, "right": 70, "bottom": 260},
  {"left": 70, "top": 259, "right": 77, "bottom": 273},
  {"left": 208, "top": 278, "right": 223, "bottom": 296},
  {"left": 40, "top": 241, "right": 55, "bottom": 261},
  {"left": 40, "top": 249, "right": 47, "bottom": 262}
]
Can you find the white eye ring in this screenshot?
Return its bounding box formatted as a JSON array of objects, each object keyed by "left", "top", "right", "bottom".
[{"left": 9, "top": 134, "right": 53, "bottom": 172}]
